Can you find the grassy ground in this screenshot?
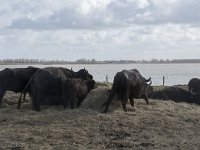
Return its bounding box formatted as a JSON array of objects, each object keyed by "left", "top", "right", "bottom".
[{"left": 0, "top": 83, "right": 200, "bottom": 149}]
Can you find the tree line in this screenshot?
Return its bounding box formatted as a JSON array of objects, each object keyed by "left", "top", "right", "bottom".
[{"left": 0, "top": 58, "right": 200, "bottom": 65}]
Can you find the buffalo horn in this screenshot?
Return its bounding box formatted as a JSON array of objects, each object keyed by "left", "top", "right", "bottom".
[
  {"left": 145, "top": 77, "right": 151, "bottom": 83},
  {"left": 148, "top": 80, "right": 152, "bottom": 85},
  {"left": 190, "top": 88, "right": 197, "bottom": 95}
]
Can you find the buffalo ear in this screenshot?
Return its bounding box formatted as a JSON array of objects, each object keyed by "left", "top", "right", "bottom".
[
  {"left": 145, "top": 77, "right": 151, "bottom": 82},
  {"left": 84, "top": 67, "right": 88, "bottom": 73},
  {"left": 90, "top": 80, "right": 95, "bottom": 86}
]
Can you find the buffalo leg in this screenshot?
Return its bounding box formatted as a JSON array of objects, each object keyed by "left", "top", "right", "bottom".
[
  {"left": 122, "top": 95, "right": 128, "bottom": 112},
  {"left": 142, "top": 94, "right": 149, "bottom": 105},
  {"left": 70, "top": 98, "right": 74, "bottom": 109},
  {"left": 32, "top": 91, "right": 41, "bottom": 111},
  {"left": 18, "top": 92, "right": 28, "bottom": 109},
  {"left": 77, "top": 98, "right": 83, "bottom": 107},
  {"left": 62, "top": 95, "right": 68, "bottom": 109},
  {"left": 63, "top": 98, "right": 68, "bottom": 109},
  {"left": 23, "top": 92, "right": 27, "bottom": 102},
  {"left": 70, "top": 97, "right": 78, "bottom": 109},
  {"left": 17, "top": 93, "right": 23, "bottom": 109},
  {"left": 129, "top": 98, "right": 134, "bottom": 107},
  {"left": 33, "top": 98, "right": 41, "bottom": 111}
]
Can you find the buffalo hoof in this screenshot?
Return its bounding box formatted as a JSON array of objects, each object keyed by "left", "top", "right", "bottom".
[
  {"left": 103, "top": 109, "right": 108, "bottom": 113},
  {"left": 34, "top": 106, "right": 41, "bottom": 112},
  {"left": 130, "top": 102, "right": 134, "bottom": 107},
  {"left": 123, "top": 108, "right": 128, "bottom": 112}
]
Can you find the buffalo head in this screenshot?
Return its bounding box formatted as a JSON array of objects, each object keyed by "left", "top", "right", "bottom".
[
  {"left": 190, "top": 88, "right": 200, "bottom": 102},
  {"left": 76, "top": 68, "right": 93, "bottom": 80},
  {"left": 87, "top": 79, "right": 96, "bottom": 92}
]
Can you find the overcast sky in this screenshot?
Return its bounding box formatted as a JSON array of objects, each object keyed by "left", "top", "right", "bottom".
[{"left": 0, "top": 0, "right": 200, "bottom": 61}]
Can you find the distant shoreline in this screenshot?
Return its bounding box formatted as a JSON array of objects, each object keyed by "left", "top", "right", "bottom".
[
  {"left": 1, "top": 62, "right": 200, "bottom": 65},
  {"left": 0, "top": 58, "right": 200, "bottom": 65}
]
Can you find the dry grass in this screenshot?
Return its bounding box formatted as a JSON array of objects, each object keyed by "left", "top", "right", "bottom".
[
  {"left": 153, "top": 84, "right": 188, "bottom": 91},
  {"left": 0, "top": 84, "right": 200, "bottom": 149}
]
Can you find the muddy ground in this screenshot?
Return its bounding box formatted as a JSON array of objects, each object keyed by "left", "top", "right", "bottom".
[{"left": 0, "top": 83, "right": 200, "bottom": 149}]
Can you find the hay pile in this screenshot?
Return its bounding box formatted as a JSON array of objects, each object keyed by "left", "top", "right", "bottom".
[
  {"left": 0, "top": 84, "right": 200, "bottom": 149},
  {"left": 80, "top": 86, "right": 121, "bottom": 113}
]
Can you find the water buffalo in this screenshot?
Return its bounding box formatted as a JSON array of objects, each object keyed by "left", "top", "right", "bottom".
[
  {"left": 0, "top": 66, "right": 38, "bottom": 107},
  {"left": 149, "top": 86, "right": 197, "bottom": 103},
  {"left": 102, "top": 69, "right": 152, "bottom": 112},
  {"left": 188, "top": 78, "right": 200, "bottom": 97},
  {"left": 62, "top": 78, "right": 95, "bottom": 109},
  {"left": 18, "top": 67, "right": 93, "bottom": 111}
]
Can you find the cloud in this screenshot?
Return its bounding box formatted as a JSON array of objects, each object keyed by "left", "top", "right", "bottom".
[
  {"left": 1, "top": 23, "right": 200, "bottom": 60},
  {"left": 0, "top": 0, "right": 200, "bottom": 60},
  {"left": 8, "top": 0, "right": 115, "bottom": 30},
  {"left": 5, "top": 0, "right": 200, "bottom": 30}
]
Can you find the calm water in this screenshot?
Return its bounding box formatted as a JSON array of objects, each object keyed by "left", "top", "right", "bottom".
[{"left": 1, "top": 63, "right": 200, "bottom": 86}]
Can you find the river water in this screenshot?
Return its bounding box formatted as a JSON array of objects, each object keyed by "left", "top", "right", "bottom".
[{"left": 0, "top": 63, "right": 200, "bottom": 86}]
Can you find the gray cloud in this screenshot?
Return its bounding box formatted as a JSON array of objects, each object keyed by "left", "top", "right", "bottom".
[
  {"left": 7, "top": 0, "right": 200, "bottom": 30},
  {"left": 170, "top": 0, "right": 200, "bottom": 24},
  {"left": 10, "top": 8, "right": 116, "bottom": 30},
  {"left": 0, "top": 0, "right": 200, "bottom": 60}
]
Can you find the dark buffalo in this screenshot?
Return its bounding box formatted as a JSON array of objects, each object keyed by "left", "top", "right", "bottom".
[
  {"left": 62, "top": 79, "right": 95, "bottom": 109},
  {"left": 0, "top": 66, "right": 38, "bottom": 107},
  {"left": 18, "top": 67, "right": 93, "bottom": 111},
  {"left": 149, "top": 86, "right": 193, "bottom": 102},
  {"left": 102, "top": 69, "right": 152, "bottom": 112},
  {"left": 188, "top": 78, "right": 200, "bottom": 98}
]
